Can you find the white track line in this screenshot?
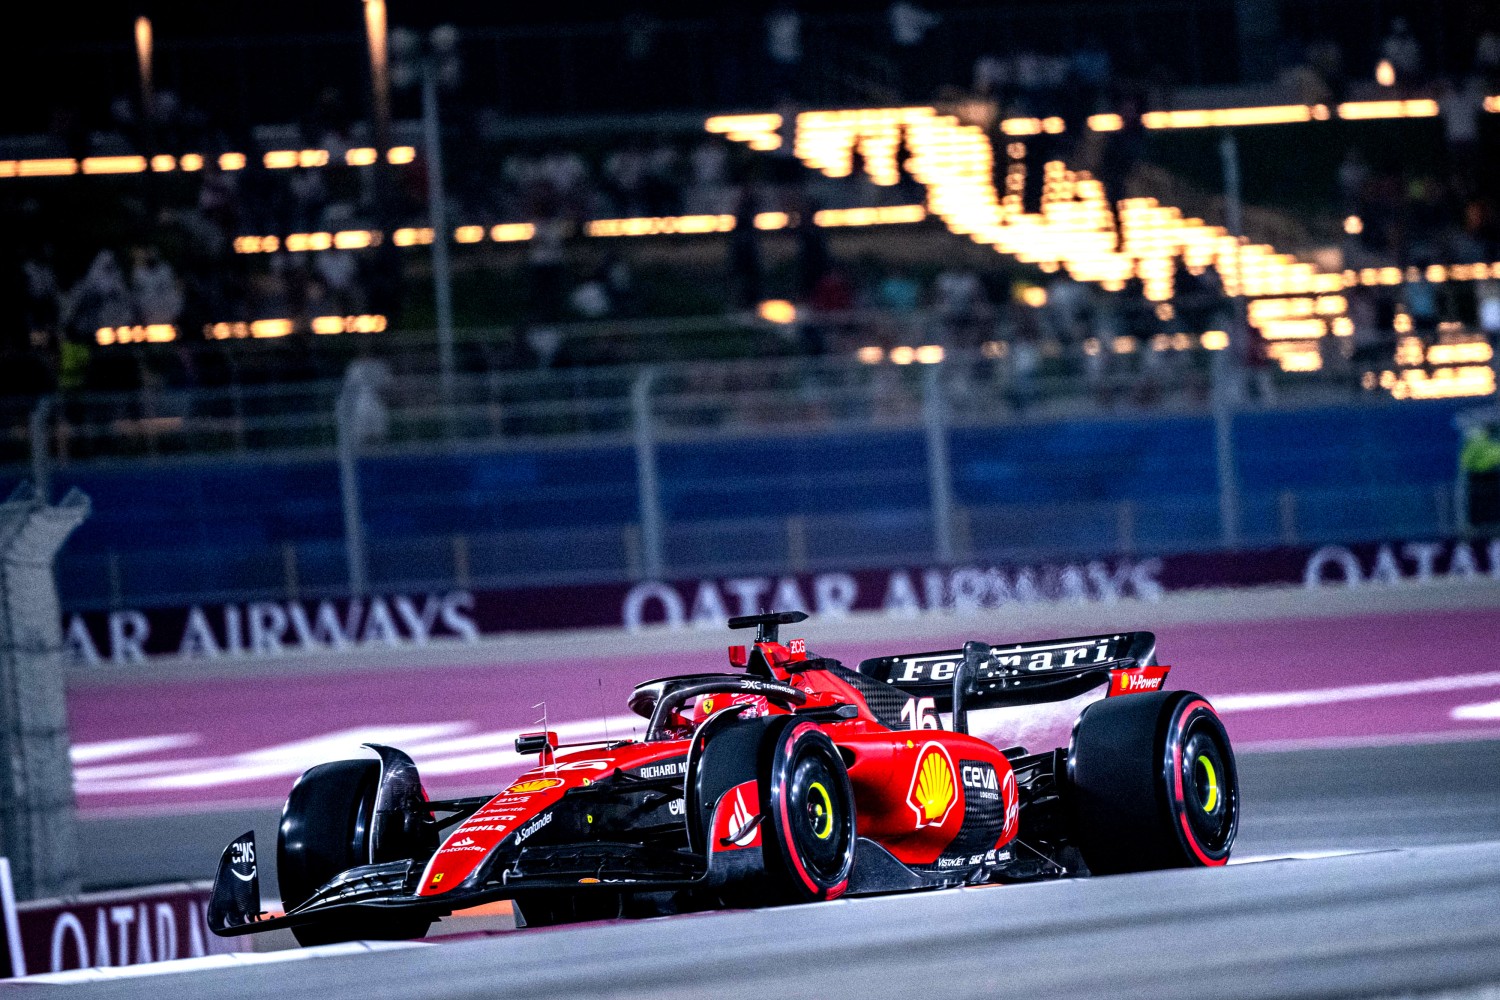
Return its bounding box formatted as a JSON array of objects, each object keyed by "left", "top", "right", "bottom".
[
  {"left": 1228, "top": 849, "right": 1374, "bottom": 865},
  {"left": 70, "top": 735, "right": 199, "bottom": 764},
  {"left": 15, "top": 940, "right": 432, "bottom": 983},
  {"left": 1212, "top": 672, "right": 1500, "bottom": 712}
]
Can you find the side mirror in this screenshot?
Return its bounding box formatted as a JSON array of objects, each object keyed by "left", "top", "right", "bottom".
[{"left": 515, "top": 731, "right": 559, "bottom": 756}]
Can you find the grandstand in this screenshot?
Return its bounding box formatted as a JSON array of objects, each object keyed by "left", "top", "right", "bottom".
[{"left": 2, "top": 1, "right": 1498, "bottom": 617}]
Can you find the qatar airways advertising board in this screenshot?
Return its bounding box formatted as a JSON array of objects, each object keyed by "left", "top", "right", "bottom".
[
  {"left": 0, "top": 861, "right": 244, "bottom": 979},
  {"left": 62, "top": 537, "right": 1500, "bottom": 665}
]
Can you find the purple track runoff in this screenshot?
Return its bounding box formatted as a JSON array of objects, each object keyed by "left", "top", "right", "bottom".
[{"left": 68, "top": 608, "right": 1500, "bottom": 816}]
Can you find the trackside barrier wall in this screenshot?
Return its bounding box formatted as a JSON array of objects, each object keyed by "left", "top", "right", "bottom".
[
  {"left": 0, "top": 487, "right": 89, "bottom": 900},
  {"left": 0, "top": 860, "right": 244, "bottom": 978},
  {"left": 19, "top": 398, "right": 1470, "bottom": 612},
  {"left": 60, "top": 534, "right": 1500, "bottom": 664}
]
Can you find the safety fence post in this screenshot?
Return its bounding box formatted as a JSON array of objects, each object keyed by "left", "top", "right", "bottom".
[
  {"left": 1213, "top": 402, "right": 1242, "bottom": 548},
  {"left": 922, "top": 363, "right": 956, "bottom": 563},
  {"left": 28, "top": 399, "right": 54, "bottom": 505},
  {"left": 632, "top": 369, "right": 665, "bottom": 580},
  {"left": 336, "top": 362, "right": 390, "bottom": 597},
  {"left": 0, "top": 485, "right": 89, "bottom": 900}
]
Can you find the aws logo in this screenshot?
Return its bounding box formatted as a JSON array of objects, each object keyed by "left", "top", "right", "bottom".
[{"left": 906, "top": 742, "right": 957, "bottom": 829}]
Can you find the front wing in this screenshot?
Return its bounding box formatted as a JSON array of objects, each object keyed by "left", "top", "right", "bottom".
[{"left": 208, "top": 831, "right": 738, "bottom": 937}]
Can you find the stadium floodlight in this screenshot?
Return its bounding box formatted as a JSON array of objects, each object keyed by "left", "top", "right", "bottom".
[
  {"left": 134, "top": 17, "right": 153, "bottom": 128},
  {"left": 363, "top": 0, "right": 391, "bottom": 156}
]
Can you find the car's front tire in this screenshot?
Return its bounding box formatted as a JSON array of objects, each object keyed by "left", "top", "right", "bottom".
[
  {"left": 278, "top": 758, "right": 432, "bottom": 946},
  {"left": 759, "top": 722, "right": 857, "bottom": 903}
]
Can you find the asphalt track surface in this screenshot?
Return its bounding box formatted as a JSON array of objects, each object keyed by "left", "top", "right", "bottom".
[{"left": 19, "top": 840, "right": 1500, "bottom": 998}]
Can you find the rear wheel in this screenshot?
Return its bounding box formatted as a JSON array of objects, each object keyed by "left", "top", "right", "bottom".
[
  {"left": 759, "top": 723, "right": 856, "bottom": 903},
  {"left": 1066, "top": 690, "right": 1238, "bottom": 875},
  {"left": 278, "top": 758, "right": 432, "bottom": 946}
]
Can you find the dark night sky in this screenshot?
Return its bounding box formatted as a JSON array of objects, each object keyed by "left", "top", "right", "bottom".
[{"left": 16, "top": 1, "right": 1100, "bottom": 44}]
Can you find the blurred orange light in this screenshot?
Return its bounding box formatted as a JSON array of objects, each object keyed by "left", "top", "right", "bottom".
[
  {"left": 250, "top": 319, "right": 294, "bottom": 339},
  {"left": 1391, "top": 366, "right": 1495, "bottom": 399},
  {"left": 813, "top": 205, "right": 925, "bottom": 227},
  {"left": 491, "top": 223, "right": 535, "bottom": 241},
  {"left": 1201, "top": 330, "right": 1230, "bottom": 350},
  {"left": 757, "top": 299, "right": 797, "bottom": 324},
  {"left": 386, "top": 146, "right": 416, "bottom": 165},
  {"left": 705, "top": 114, "right": 783, "bottom": 150},
  {"left": 1143, "top": 105, "right": 1313, "bottom": 129},
  {"left": 333, "top": 230, "right": 374, "bottom": 249},
  {"left": 1428, "top": 342, "right": 1493, "bottom": 365},
  {"left": 219, "top": 152, "right": 246, "bottom": 171},
  {"left": 393, "top": 227, "right": 433, "bottom": 246},
  {"left": 285, "top": 232, "right": 333, "bottom": 252},
  {"left": 17, "top": 159, "right": 78, "bottom": 177},
  {"left": 1337, "top": 99, "right": 1438, "bottom": 119},
  {"left": 1001, "top": 118, "right": 1044, "bottom": 136},
  {"left": 95, "top": 324, "right": 176, "bottom": 345},
  {"left": 82, "top": 156, "right": 147, "bottom": 174}
]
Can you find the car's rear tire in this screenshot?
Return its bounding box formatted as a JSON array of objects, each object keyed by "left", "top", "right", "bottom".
[
  {"left": 1066, "top": 690, "right": 1238, "bottom": 875},
  {"left": 278, "top": 758, "right": 432, "bottom": 946},
  {"left": 758, "top": 722, "right": 856, "bottom": 903}
]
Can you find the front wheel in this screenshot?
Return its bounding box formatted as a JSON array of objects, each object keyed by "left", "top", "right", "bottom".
[
  {"left": 759, "top": 723, "right": 857, "bottom": 903},
  {"left": 278, "top": 758, "right": 432, "bottom": 946},
  {"left": 1066, "top": 690, "right": 1238, "bottom": 875}
]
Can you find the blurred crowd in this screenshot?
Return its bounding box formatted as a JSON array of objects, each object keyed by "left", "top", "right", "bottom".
[{"left": 4, "top": 5, "right": 1499, "bottom": 410}]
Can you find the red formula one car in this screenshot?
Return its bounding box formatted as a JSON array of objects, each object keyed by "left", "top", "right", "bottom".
[{"left": 209, "top": 612, "right": 1239, "bottom": 944}]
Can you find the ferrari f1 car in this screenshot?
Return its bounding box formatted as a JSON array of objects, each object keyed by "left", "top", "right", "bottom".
[{"left": 209, "top": 612, "right": 1238, "bottom": 944}]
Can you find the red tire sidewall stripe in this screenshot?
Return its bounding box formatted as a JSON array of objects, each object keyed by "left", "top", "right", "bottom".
[
  {"left": 777, "top": 722, "right": 827, "bottom": 897},
  {"left": 1172, "top": 699, "right": 1228, "bottom": 866}
]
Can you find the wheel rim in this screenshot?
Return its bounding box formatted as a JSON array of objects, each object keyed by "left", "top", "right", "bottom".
[
  {"left": 786, "top": 748, "right": 851, "bottom": 882},
  {"left": 1177, "top": 716, "right": 1235, "bottom": 852}
]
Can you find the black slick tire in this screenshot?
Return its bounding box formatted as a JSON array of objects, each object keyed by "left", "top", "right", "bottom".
[
  {"left": 1066, "top": 690, "right": 1238, "bottom": 875},
  {"left": 277, "top": 758, "right": 432, "bottom": 946}
]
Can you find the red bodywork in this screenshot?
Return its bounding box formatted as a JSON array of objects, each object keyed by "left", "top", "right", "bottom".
[{"left": 418, "top": 638, "right": 1019, "bottom": 896}]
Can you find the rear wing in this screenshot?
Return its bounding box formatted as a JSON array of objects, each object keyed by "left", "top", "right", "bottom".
[{"left": 856, "top": 632, "right": 1159, "bottom": 716}]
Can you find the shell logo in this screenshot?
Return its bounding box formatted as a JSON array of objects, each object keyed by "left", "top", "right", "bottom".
[
  {"left": 505, "top": 777, "right": 563, "bottom": 795},
  {"left": 906, "top": 742, "right": 958, "bottom": 829}
]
